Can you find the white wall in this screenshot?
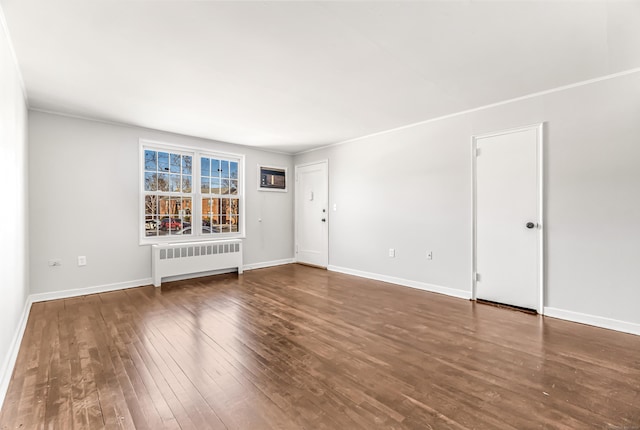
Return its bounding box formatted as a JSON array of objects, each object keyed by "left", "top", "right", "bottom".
[
  {"left": 0, "top": 13, "right": 28, "bottom": 401},
  {"left": 29, "top": 111, "right": 294, "bottom": 295},
  {"left": 295, "top": 71, "right": 640, "bottom": 330}
]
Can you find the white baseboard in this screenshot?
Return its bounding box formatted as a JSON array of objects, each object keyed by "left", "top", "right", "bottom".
[
  {"left": 30, "top": 278, "right": 153, "bottom": 303},
  {"left": 243, "top": 258, "right": 295, "bottom": 271},
  {"left": 544, "top": 307, "right": 640, "bottom": 336},
  {"left": 29, "top": 260, "right": 294, "bottom": 301},
  {"left": 4, "top": 269, "right": 636, "bottom": 413},
  {"left": 0, "top": 296, "right": 32, "bottom": 410},
  {"left": 327, "top": 265, "right": 472, "bottom": 300}
]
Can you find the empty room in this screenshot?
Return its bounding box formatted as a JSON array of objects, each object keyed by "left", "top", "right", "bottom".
[{"left": 1, "top": 1, "right": 639, "bottom": 429}]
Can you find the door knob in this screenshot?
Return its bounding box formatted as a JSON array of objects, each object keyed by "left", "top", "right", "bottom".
[{"left": 526, "top": 222, "right": 536, "bottom": 229}]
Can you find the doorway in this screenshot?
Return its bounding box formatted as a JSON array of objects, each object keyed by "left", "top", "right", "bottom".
[
  {"left": 295, "top": 161, "right": 328, "bottom": 267},
  {"left": 473, "top": 124, "right": 543, "bottom": 312}
]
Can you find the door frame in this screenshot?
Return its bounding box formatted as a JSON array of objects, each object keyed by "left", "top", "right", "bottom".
[
  {"left": 471, "top": 123, "right": 544, "bottom": 314},
  {"left": 294, "top": 160, "right": 329, "bottom": 267}
]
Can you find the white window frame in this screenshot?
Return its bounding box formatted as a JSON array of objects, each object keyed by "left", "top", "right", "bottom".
[{"left": 139, "top": 139, "right": 245, "bottom": 245}]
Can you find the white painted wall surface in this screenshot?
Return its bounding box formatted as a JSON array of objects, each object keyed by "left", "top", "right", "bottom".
[
  {"left": 295, "top": 72, "right": 640, "bottom": 327},
  {"left": 0, "top": 14, "right": 28, "bottom": 400},
  {"left": 29, "top": 111, "right": 294, "bottom": 295}
]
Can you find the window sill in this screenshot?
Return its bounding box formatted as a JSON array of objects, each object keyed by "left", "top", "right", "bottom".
[{"left": 139, "top": 235, "right": 245, "bottom": 246}]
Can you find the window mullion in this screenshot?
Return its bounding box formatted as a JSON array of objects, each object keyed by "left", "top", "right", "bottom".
[{"left": 194, "top": 151, "right": 202, "bottom": 237}]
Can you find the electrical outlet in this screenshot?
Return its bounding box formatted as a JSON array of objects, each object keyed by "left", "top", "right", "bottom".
[
  {"left": 426, "top": 251, "right": 433, "bottom": 260},
  {"left": 78, "top": 256, "right": 87, "bottom": 266},
  {"left": 48, "top": 259, "right": 62, "bottom": 267},
  {"left": 388, "top": 248, "right": 395, "bottom": 258}
]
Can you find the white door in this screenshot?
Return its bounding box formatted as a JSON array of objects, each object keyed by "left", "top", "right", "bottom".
[
  {"left": 474, "top": 125, "right": 542, "bottom": 311},
  {"left": 295, "top": 161, "right": 328, "bottom": 267}
]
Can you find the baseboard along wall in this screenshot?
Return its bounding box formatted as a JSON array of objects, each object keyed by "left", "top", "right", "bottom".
[
  {"left": 327, "top": 265, "right": 473, "bottom": 300},
  {"left": 2, "top": 260, "right": 639, "bottom": 410}
]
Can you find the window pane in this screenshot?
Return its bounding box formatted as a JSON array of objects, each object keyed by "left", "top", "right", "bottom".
[
  {"left": 230, "top": 161, "right": 238, "bottom": 179},
  {"left": 202, "top": 198, "right": 211, "bottom": 214},
  {"left": 182, "top": 216, "right": 192, "bottom": 232},
  {"left": 212, "top": 198, "right": 221, "bottom": 224},
  {"left": 170, "top": 153, "right": 181, "bottom": 173},
  {"left": 221, "top": 198, "right": 228, "bottom": 214},
  {"left": 145, "top": 216, "right": 159, "bottom": 236},
  {"left": 145, "top": 195, "right": 157, "bottom": 215},
  {"left": 159, "top": 216, "right": 171, "bottom": 231},
  {"left": 168, "top": 197, "right": 181, "bottom": 213},
  {"left": 168, "top": 218, "right": 182, "bottom": 234},
  {"left": 230, "top": 199, "right": 239, "bottom": 216},
  {"left": 144, "top": 172, "right": 157, "bottom": 191},
  {"left": 182, "top": 197, "right": 192, "bottom": 218},
  {"left": 229, "top": 179, "right": 238, "bottom": 195},
  {"left": 230, "top": 216, "right": 238, "bottom": 233},
  {"left": 182, "top": 156, "right": 192, "bottom": 175},
  {"left": 201, "top": 157, "right": 210, "bottom": 177},
  {"left": 210, "top": 177, "right": 221, "bottom": 194},
  {"left": 182, "top": 175, "right": 192, "bottom": 193},
  {"left": 170, "top": 174, "right": 181, "bottom": 192},
  {"left": 201, "top": 177, "right": 210, "bottom": 193},
  {"left": 158, "top": 152, "right": 170, "bottom": 172},
  {"left": 158, "top": 196, "right": 171, "bottom": 216},
  {"left": 211, "top": 159, "right": 220, "bottom": 177},
  {"left": 158, "top": 173, "right": 169, "bottom": 191},
  {"left": 144, "top": 150, "right": 157, "bottom": 171},
  {"left": 220, "top": 160, "right": 229, "bottom": 178},
  {"left": 220, "top": 179, "right": 230, "bottom": 195}
]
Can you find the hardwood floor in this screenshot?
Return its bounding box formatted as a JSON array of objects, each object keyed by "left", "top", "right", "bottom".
[{"left": 1, "top": 264, "right": 639, "bottom": 429}]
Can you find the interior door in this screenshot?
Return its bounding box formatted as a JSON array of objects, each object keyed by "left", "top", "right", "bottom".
[
  {"left": 295, "top": 161, "right": 328, "bottom": 267},
  {"left": 474, "top": 125, "right": 542, "bottom": 311}
]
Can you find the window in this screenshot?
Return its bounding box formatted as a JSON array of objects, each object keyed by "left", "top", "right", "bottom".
[
  {"left": 140, "top": 141, "right": 243, "bottom": 243},
  {"left": 201, "top": 156, "right": 240, "bottom": 234}
]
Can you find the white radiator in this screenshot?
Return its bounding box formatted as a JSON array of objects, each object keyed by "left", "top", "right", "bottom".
[{"left": 151, "top": 239, "right": 243, "bottom": 287}]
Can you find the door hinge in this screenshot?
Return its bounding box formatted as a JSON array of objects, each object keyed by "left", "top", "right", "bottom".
[
  {"left": 475, "top": 148, "right": 481, "bottom": 157},
  {"left": 475, "top": 273, "right": 481, "bottom": 282},
  {"left": 295, "top": 244, "right": 299, "bottom": 253}
]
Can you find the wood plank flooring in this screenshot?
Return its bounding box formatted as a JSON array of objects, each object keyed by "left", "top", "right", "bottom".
[{"left": 1, "top": 264, "right": 639, "bottom": 429}]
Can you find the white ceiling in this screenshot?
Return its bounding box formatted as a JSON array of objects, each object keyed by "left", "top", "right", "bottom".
[{"left": 2, "top": 1, "right": 640, "bottom": 153}]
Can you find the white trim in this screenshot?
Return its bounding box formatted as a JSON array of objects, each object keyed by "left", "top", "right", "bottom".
[
  {"left": 0, "top": 297, "right": 31, "bottom": 410},
  {"left": 471, "top": 123, "right": 545, "bottom": 314},
  {"left": 328, "top": 265, "right": 472, "bottom": 300},
  {"left": 0, "top": 3, "right": 28, "bottom": 104},
  {"left": 243, "top": 258, "right": 295, "bottom": 271},
  {"left": 29, "top": 278, "right": 152, "bottom": 303},
  {"left": 30, "top": 259, "right": 295, "bottom": 301},
  {"left": 3, "top": 275, "right": 638, "bottom": 412},
  {"left": 544, "top": 307, "right": 640, "bottom": 336},
  {"left": 295, "top": 67, "right": 640, "bottom": 156},
  {"left": 537, "top": 124, "right": 545, "bottom": 315}
]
